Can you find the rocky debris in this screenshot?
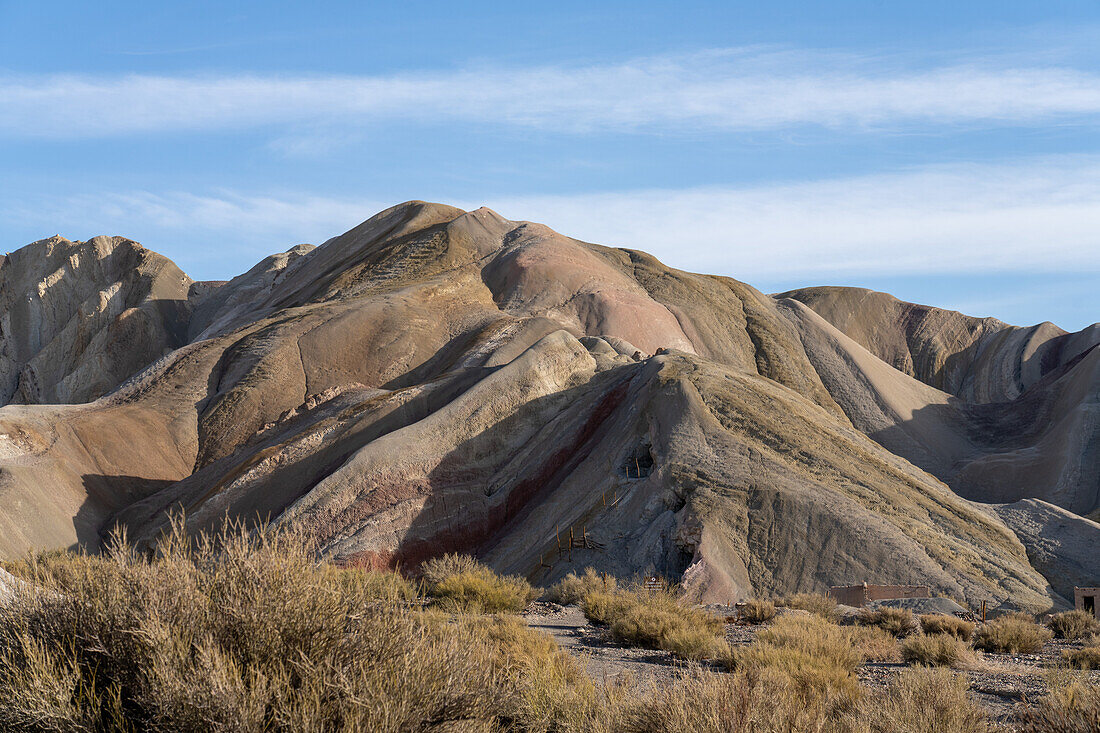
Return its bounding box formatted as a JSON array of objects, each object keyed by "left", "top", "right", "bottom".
[
  {"left": 866, "top": 597, "right": 970, "bottom": 616},
  {"left": 0, "top": 201, "right": 1093, "bottom": 611}
]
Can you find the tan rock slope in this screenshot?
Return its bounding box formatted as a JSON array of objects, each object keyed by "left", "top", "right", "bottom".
[
  {"left": 778, "top": 287, "right": 1100, "bottom": 515},
  {"left": 0, "top": 235, "right": 192, "bottom": 406},
  {"left": 0, "top": 202, "right": 1094, "bottom": 612}
]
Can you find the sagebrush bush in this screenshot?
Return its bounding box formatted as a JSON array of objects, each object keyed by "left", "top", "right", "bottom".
[
  {"left": 901, "top": 633, "right": 972, "bottom": 667},
  {"left": 1018, "top": 675, "right": 1100, "bottom": 733},
  {"left": 857, "top": 607, "right": 916, "bottom": 637},
  {"left": 848, "top": 667, "right": 991, "bottom": 733},
  {"left": 1061, "top": 646, "right": 1100, "bottom": 670},
  {"left": 1048, "top": 610, "right": 1100, "bottom": 640},
  {"left": 780, "top": 592, "right": 837, "bottom": 619},
  {"left": 920, "top": 614, "right": 975, "bottom": 640},
  {"left": 740, "top": 598, "right": 776, "bottom": 624},
  {"left": 973, "top": 613, "right": 1052, "bottom": 654},
  {"left": 544, "top": 568, "right": 616, "bottom": 605},
  {"left": 421, "top": 553, "right": 537, "bottom": 613}
]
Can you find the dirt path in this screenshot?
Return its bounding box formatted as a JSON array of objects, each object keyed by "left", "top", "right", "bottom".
[{"left": 523, "top": 603, "right": 683, "bottom": 686}]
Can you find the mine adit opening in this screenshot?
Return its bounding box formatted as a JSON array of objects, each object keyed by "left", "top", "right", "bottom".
[{"left": 620, "top": 443, "right": 654, "bottom": 479}]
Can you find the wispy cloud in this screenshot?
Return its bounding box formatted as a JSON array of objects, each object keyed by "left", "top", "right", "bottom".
[
  {"left": 6, "top": 157, "right": 1099, "bottom": 283},
  {"left": 4, "top": 48, "right": 1100, "bottom": 139}
]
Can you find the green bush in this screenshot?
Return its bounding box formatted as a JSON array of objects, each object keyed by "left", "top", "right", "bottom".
[
  {"left": 901, "top": 633, "right": 972, "bottom": 667},
  {"left": 920, "top": 614, "right": 975, "bottom": 640},
  {"left": 857, "top": 607, "right": 916, "bottom": 637},
  {"left": 1048, "top": 610, "right": 1100, "bottom": 640},
  {"left": 973, "top": 613, "right": 1052, "bottom": 654}
]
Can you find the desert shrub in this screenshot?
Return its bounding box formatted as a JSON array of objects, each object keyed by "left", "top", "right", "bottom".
[
  {"left": 322, "top": 565, "right": 421, "bottom": 603},
  {"left": 544, "top": 567, "right": 616, "bottom": 605},
  {"left": 1061, "top": 646, "right": 1100, "bottom": 670},
  {"left": 780, "top": 592, "right": 837, "bottom": 619},
  {"left": 0, "top": 520, "right": 529, "bottom": 732},
  {"left": 582, "top": 589, "right": 636, "bottom": 626},
  {"left": 740, "top": 598, "right": 777, "bottom": 624},
  {"left": 1018, "top": 675, "right": 1100, "bottom": 733},
  {"left": 1048, "top": 610, "right": 1100, "bottom": 640},
  {"left": 421, "top": 553, "right": 536, "bottom": 613},
  {"left": 724, "top": 614, "right": 862, "bottom": 707},
  {"left": 419, "top": 553, "right": 481, "bottom": 586},
  {"left": 920, "top": 614, "right": 975, "bottom": 640},
  {"left": 581, "top": 587, "right": 723, "bottom": 661},
  {"left": 618, "top": 666, "right": 850, "bottom": 733},
  {"left": 857, "top": 607, "right": 916, "bottom": 637},
  {"left": 431, "top": 569, "right": 536, "bottom": 614},
  {"left": 973, "top": 613, "right": 1052, "bottom": 654},
  {"left": 901, "top": 633, "right": 972, "bottom": 667},
  {"left": 848, "top": 667, "right": 991, "bottom": 733},
  {"left": 755, "top": 614, "right": 862, "bottom": 674},
  {"left": 847, "top": 625, "right": 901, "bottom": 663}
]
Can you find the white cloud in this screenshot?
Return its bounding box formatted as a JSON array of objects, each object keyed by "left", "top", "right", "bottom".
[
  {"left": 7, "top": 157, "right": 1099, "bottom": 283},
  {"left": 4, "top": 48, "right": 1100, "bottom": 138}
]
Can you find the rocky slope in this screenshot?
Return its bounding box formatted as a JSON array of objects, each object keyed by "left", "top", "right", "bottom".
[
  {"left": 0, "top": 202, "right": 1094, "bottom": 613},
  {"left": 0, "top": 235, "right": 192, "bottom": 406}
]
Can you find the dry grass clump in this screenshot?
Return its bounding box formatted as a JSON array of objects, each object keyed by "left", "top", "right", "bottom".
[
  {"left": 1061, "top": 646, "right": 1100, "bottom": 670},
  {"left": 920, "top": 614, "right": 975, "bottom": 640},
  {"left": 847, "top": 667, "right": 991, "bottom": 733},
  {"left": 422, "top": 553, "right": 537, "bottom": 613},
  {"left": 1018, "top": 675, "right": 1100, "bottom": 732},
  {"left": 901, "top": 633, "right": 973, "bottom": 668},
  {"left": 619, "top": 667, "right": 850, "bottom": 733},
  {"left": 780, "top": 592, "right": 837, "bottom": 619},
  {"left": 725, "top": 614, "right": 862, "bottom": 706},
  {"left": 857, "top": 607, "right": 916, "bottom": 637},
  {"left": 0, "top": 521, "right": 523, "bottom": 732},
  {"left": 740, "top": 598, "right": 777, "bottom": 624},
  {"left": 847, "top": 626, "right": 901, "bottom": 663},
  {"left": 973, "top": 612, "right": 1052, "bottom": 654},
  {"left": 1048, "top": 609, "right": 1100, "bottom": 640},
  {"left": 544, "top": 567, "right": 616, "bottom": 605},
  {"left": 582, "top": 586, "right": 723, "bottom": 661}
]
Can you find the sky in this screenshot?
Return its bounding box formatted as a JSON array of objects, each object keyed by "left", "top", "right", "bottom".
[{"left": 1, "top": 2, "right": 1099, "bottom": 330}]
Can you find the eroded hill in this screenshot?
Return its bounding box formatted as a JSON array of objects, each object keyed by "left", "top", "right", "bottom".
[{"left": 0, "top": 202, "right": 1095, "bottom": 612}]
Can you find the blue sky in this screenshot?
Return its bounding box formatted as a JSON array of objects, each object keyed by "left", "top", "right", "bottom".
[{"left": 2, "top": 2, "right": 1099, "bottom": 330}]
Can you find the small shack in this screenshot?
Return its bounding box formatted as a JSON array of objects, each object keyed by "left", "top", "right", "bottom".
[
  {"left": 1075, "top": 587, "right": 1100, "bottom": 619},
  {"left": 828, "top": 582, "right": 931, "bottom": 608}
]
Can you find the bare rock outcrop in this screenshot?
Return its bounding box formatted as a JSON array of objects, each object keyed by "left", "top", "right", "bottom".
[
  {"left": 779, "top": 286, "right": 1100, "bottom": 404},
  {"left": 0, "top": 235, "right": 192, "bottom": 405}
]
